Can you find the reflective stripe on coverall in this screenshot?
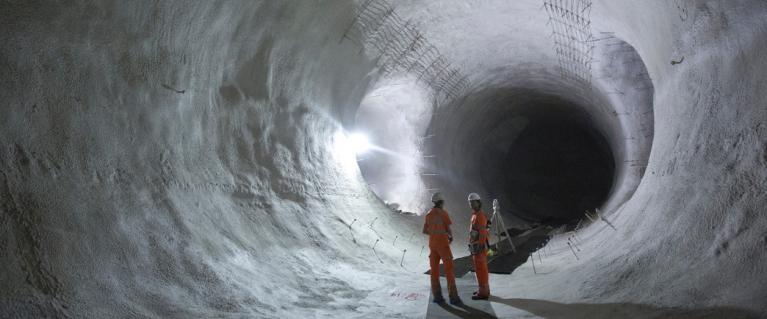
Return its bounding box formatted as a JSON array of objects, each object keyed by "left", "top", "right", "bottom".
[{"left": 424, "top": 207, "right": 457, "bottom": 298}]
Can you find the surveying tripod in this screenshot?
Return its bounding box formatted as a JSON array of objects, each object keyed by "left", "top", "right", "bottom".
[{"left": 490, "top": 199, "right": 516, "bottom": 253}]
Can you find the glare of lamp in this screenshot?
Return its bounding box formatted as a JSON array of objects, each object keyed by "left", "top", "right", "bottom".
[{"left": 348, "top": 132, "right": 372, "bottom": 154}]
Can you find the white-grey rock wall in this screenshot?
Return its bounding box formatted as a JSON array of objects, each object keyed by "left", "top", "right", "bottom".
[{"left": 1, "top": 0, "right": 765, "bottom": 318}]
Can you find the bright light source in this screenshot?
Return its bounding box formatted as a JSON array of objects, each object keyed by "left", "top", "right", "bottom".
[
  {"left": 347, "top": 132, "right": 372, "bottom": 154},
  {"left": 332, "top": 131, "right": 373, "bottom": 175}
]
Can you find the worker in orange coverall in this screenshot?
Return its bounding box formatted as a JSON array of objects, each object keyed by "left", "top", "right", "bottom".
[
  {"left": 423, "top": 192, "right": 462, "bottom": 305},
  {"left": 467, "top": 192, "right": 490, "bottom": 300}
]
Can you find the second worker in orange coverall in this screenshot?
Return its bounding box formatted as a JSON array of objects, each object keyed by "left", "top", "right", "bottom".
[
  {"left": 423, "top": 192, "right": 462, "bottom": 305},
  {"left": 467, "top": 192, "right": 490, "bottom": 300}
]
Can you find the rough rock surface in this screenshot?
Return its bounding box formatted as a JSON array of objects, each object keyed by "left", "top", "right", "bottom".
[{"left": 1, "top": 1, "right": 765, "bottom": 318}]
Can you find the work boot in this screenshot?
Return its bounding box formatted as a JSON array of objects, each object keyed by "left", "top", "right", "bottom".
[
  {"left": 431, "top": 282, "right": 444, "bottom": 303},
  {"left": 471, "top": 294, "right": 489, "bottom": 300},
  {"left": 449, "top": 295, "right": 463, "bottom": 305},
  {"left": 431, "top": 282, "right": 445, "bottom": 304},
  {"left": 447, "top": 282, "right": 458, "bottom": 300},
  {"left": 472, "top": 284, "right": 490, "bottom": 300}
]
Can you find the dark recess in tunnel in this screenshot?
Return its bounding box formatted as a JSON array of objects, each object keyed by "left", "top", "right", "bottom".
[{"left": 479, "top": 97, "right": 616, "bottom": 227}]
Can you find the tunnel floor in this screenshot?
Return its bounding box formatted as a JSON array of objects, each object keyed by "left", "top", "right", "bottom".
[
  {"left": 422, "top": 238, "right": 760, "bottom": 319},
  {"left": 425, "top": 272, "right": 754, "bottom": 319}
]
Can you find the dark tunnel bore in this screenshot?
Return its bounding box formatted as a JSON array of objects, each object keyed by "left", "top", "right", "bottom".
[
  {"left": 501, "top": 118, "right": 614, "bottom": 225},
  {"left": 475, "top": 97, "right": 617, "bottom": 227},
  {"left": 358, "top": 83, "right": 624, "bottom": 230}
]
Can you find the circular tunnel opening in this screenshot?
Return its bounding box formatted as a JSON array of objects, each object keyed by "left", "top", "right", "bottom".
[
  {"left": 472, "top": 92, "right": 618, "bottom": 228},
  {"left": 500, "top": 115, "right": 615, "bottom": 225}
]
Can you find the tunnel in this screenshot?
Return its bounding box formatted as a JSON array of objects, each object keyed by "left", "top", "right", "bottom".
[
  {"left": 482, "top": 98, "right": 616, "bottom": 225},
  {"left": 1, "top": 1, "right": 766, "bottom": 318}
]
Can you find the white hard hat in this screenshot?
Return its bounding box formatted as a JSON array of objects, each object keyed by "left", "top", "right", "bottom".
[
  {"left": 431, "top": 192, "right": 444, "bottom": 203},
  {"left": 467, "top": 193, "right": 481, "bottom": 201}
]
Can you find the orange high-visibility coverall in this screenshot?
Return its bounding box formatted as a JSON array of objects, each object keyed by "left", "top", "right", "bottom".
[
  {"left": 470, "top": 210, "right": 490, "bottom": 298},
  {"left": 423, "top": 207, "right": 457, "bottom": 298}
]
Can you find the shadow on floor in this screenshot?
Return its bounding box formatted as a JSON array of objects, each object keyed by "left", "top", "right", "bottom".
[
  {"left": 489, "top": 297, "right": 760, "bottom": 319},
  {"left": 435, "top": 302, "right": 497, "bottom": 319}
]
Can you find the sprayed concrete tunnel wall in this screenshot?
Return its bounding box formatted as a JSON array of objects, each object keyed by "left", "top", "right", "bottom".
[{"left": 1, "top": 1, "right": 766, "bottom": 318}]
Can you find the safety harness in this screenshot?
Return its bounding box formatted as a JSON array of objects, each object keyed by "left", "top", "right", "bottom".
[{"left": 469, "top": 212, "right": 491, "bottom": 255}]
